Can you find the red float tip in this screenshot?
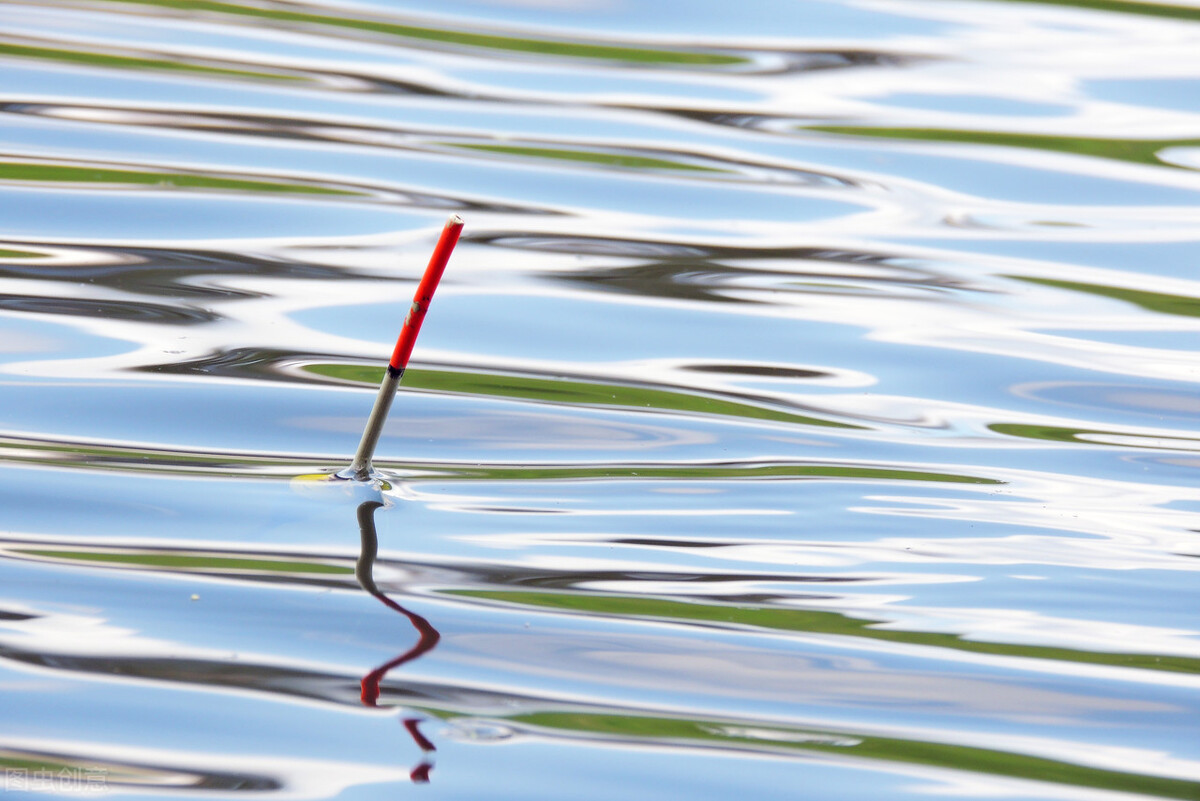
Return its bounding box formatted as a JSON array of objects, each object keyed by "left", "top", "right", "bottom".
[{"left": 388, "top": 215, "right": 463, "bottom": 373}]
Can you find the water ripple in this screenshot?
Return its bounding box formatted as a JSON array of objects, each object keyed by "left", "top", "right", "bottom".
[{"left": 1, "top": 0, "right": 1199, "bottom": 797}]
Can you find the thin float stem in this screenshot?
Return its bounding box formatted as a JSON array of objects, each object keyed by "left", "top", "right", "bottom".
[{"left": 345, "top": 215, "right": 463, "bottom": 481}]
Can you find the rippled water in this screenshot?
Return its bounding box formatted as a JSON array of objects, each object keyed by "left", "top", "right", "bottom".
[{"left": 1, "top": 0, "right": 1199, "bottom": 798}]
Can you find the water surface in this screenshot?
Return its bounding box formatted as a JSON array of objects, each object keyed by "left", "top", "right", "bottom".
[{"left": 1, "top": 0, "right": 1198, "bottom": 798}]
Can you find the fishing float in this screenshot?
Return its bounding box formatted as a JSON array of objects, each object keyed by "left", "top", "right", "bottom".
[{"left": 338, "top": 214, "right": 464, "bottom": 482}]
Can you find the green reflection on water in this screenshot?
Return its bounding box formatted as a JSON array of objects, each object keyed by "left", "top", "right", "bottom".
[
  {"left": 990, "top": 0, "right": 1200, "bottom": 21},
  {"left": 1011, "top": 276, "right": 1200, "bottom": 318},
  {"left": 0, "top": 754, "right": 74, "bottom": 772},
  {"left": 810, "top": 126, "right": 1199, "bottom": 170},
  {"left": 450, "top": 589, "right": 1200, "bottom": 674},
  {"left": 448, "top": 144, "right": 727, "bottom": 173},
  {"left": 0, "top": 161, "right": 359, "bottom": 196},
  {"left": 504, "top": 711, "right": 1198, "bottom": 800},
  {"left": 0, "top": 434, "right": 999, "bottom": 484},
  {"left": 0, "top": 436, "right": 303, "bottom": 475},
  {"left": 305, "top": 364, "right": 861, "bottom": 430},
  {"left": 97, "top": 0, "right": 744, "bottom": 65},
  {"left": 433, "top": 461, "right": 998, "bottom": 483},
  {"left": 990, "top": 422, "right": 1200, "bottom": 451},
  {"left": 14, "top": 548, "right": 352, "bottom": 574},
  {"left": 0, "top": 42, "right": 299, "bottom": 81}
]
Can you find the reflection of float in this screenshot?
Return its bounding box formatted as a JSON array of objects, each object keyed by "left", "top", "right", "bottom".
[{"left": 355, "top": 500, "right": 441, "bottom": 783}]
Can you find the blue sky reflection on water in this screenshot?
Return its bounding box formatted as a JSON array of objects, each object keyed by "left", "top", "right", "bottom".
[{"left": 0, "top": 0, "right": 1198, "bottom": 798}]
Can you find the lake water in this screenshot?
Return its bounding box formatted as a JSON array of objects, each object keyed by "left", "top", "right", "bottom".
[{"left": 1, "top": 0, "right": 1199, "bottom": 798}]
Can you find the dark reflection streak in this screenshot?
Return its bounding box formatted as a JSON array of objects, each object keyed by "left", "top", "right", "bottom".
[
  {"left": 0, "top": 609, "right": 38, "bottom": 621},
  {"left": 0, "top": 294, "right": 218, "bottom": 324},
  {"left": 0, "top": 106, "right": 554, "bottom": 215},
  {"left": 144, "top": 347, "right": 338, "bottom": 380},
  {"left": 549, "top": 261, "right": 976, "bottom": 307},
  {"left": 480, "top": 232, "right": 968, "bottom": 284},
  {"left": 686, "top": 364, "right": 826, "bottom": 379},
  {"left": 325, "top": 75, "right": 456, "bottom": 97},
  {"left": 447, "top": 140, "right": 860, "bottom": 188},
  {"left": 476, "top": 232, "right": 985, "bottom": 310},
  {"left": 1, "top": 100, "right": 862, "bottom": 199},
  {"left": 355, "top": 500, "right": 440, "bottom": 783},
  {"left": 1, "top": 101, "right": 851, "bottom": 191},
  {"left": 773, "top": 49, "right": 925, "bottom": 73},
  {"left": 666, "top": 110, "right": 777, "bottom": 131},
  {"left": 0, "top": 242, "right": 358, "bottom": 298}
]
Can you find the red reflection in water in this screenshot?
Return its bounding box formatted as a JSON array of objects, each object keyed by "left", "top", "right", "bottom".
[
  {"left": 356, "top": 500, "right": 441, "bottom": 782},
  {"left": 409, "top": 760, "right": 434, "bottom": 784},
  {"left": 358, "top": 594, "right": 440, "bottom": 707}
]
